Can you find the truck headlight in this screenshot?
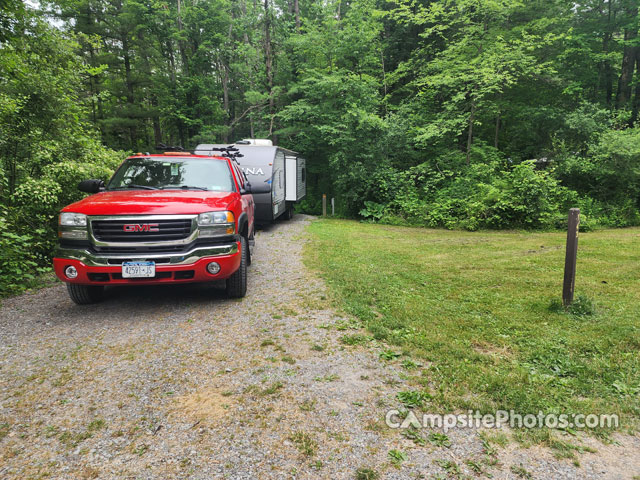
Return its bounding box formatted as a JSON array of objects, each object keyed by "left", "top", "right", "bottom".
[
  {"left": 198, "top": 211, "right": 235, "bottom": 237},
  {"left": 59, "top": 212, "right": 88, "bottom": 239},
  {"left": 198, "top": 211, "right": 234, "bottom": 226},
  {"left": 60, "top": 212, "right": 87, "bottom": 226}
]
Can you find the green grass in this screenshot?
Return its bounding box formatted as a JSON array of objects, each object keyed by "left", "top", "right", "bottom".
[
  {"left": 289, "top": 431, "right": 317, "bottom": 456},
  {"left": 306, "top": 219, "right": 640, "bottom": 431}
]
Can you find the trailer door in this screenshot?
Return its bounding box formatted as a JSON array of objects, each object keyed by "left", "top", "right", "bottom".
[{"left": 272, "top": 150, "right": 286, "bottom": 218}]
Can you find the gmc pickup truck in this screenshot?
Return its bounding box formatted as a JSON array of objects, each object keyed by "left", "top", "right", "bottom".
[{"left": 53, "top": 151, "right": 255, "bottom": 304}]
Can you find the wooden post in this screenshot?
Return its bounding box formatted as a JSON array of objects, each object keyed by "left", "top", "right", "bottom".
[
  {"left": 322, "top": 194, "right": 327, "bottom": 216},
  {"left": 331, "top": 197, "right": 335, "bottom": 216},
  {"left": 563, "top": 208, "right": 580, "bottom": 306}
]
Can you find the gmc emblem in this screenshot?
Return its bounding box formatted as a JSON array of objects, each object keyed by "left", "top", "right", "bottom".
[{"left": 123, "top": 223, "right": 159, "bottom": 233}]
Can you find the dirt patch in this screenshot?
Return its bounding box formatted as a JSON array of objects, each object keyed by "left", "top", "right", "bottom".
[
  {"left": 471, "top": 340, "right": 514, "bottom": 359},
  {"left": 170, "top": 387, "right": 235, "bottom": 425}
]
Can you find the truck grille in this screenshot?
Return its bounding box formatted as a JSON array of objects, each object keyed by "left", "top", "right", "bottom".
[{"left": 91, "top": 219, "right": 193, "bottom": 243}]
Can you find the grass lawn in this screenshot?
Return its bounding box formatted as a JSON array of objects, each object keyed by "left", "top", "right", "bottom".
[{"left": 307, "top": 219, "right": 640, "bottom": 434}]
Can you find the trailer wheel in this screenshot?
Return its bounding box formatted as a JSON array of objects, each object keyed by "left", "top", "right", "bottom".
[
  {"left": 226, "top": 237, "right": 247, "bottom": 298},
  {"left": 67, "top": 283, "right": 104, "bottom": 305}
]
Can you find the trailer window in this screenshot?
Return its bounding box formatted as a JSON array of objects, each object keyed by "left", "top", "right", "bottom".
[{"left": 108, "top": 157, "right": 235, "bottom": 192}]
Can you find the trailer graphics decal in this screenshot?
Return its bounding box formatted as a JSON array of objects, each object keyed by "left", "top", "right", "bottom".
[{"left": 242, "top": 167, "right": 265, "bottom": 176}]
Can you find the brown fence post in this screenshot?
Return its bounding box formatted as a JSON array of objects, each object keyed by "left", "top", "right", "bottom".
[
  {"left": 322, "top": 194, "right": 327, "bottom": 217},
  {"left": 563, "top": 208, "right": 580, "bottom": 306}
]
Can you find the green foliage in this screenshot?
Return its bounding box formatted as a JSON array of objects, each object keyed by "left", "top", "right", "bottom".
[
  {"left": 362, "top": 155, "right": 578, "bottom": 230},
  {"left": 0, "top": 208, "right": 47, "bottom": 296},
  {"left": 0, "top": 10, "right": 121, "bottom": 296},
  {"left": 549, "top": 295, "right": 597, "bottom": 318},
  {"left": 387, "top": 449, "right": 407, "bottom": 466},
  {"left": 396, "top": 390, "right": 430, "bottom": 408},
  {"left": 359, "top": 201, "right": 386, "bottom": 221},
  {"left": 428, "top": 432, "right": 452, "bottom": 448},
  {"left": 355, "top": 467, "right": 379, "bottom": 480}
]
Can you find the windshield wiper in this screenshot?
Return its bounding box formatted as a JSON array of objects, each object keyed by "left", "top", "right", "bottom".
[
  {"left": 161, "top": 185, "right": 209, "bottom": 191},
  {"left": 110, "top": 185, "right": 159, "bottom": 190}
]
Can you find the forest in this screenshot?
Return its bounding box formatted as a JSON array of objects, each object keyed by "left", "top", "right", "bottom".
[{"left": 1, "top": 0, "right": 640, "bottom": 294}]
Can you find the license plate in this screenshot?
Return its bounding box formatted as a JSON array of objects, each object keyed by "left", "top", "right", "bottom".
[{"left": 122, "top": 261, "right": 156, "bottom": 278}]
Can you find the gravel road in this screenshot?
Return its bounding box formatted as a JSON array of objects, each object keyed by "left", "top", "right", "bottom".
[{"left": 1, "top": 215, "right": 638, "bottom": 479}]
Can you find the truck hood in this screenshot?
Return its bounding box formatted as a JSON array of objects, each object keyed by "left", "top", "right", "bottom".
[{"left": 62, "top": 190, "right": 237, "bottom": 216}]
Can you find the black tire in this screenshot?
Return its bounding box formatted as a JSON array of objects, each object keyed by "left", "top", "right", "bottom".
[
  {"left": 226, "top": 236, "right": 247, "bottom": 298},
  {"left": 66, "top": 283, "right": 104, "bottom": 305},
  {"left": 247, "top": 233, "right": 254, "bottom": 266}
]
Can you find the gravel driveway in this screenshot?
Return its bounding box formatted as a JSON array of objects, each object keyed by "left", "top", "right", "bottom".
[{"left": 1, "top": 215, "right": 638, "bottom": 479}]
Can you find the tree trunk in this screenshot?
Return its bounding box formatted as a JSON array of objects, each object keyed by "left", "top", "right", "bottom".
[
  {"left": 122, "top": 36, "right": 137, "bottom": 147},
  {"left": 603, "top": 0, "right": 614, "bottom": 107},
  {"left": 264, "top": 0, "right": 275, "bottom": 140},
  {"left": 222, "top": 63, "right": 231, "bottom": 142},
  {"left": 294, "top": 0, "right": 300, "bottom": 32},
  {"left": 616, "top": 5, "right": 638, "bottom": 108},
  {"left": 151, "top": 96, "right": 162, "bottom": 146},
  {"left": 466, "top": 98, "right": 475, "bottom": 165},
  {"left": 631, "top": 52, "right": 640, "bottom": 125},
  {"left": 241, "top": 0, "right": 250, "bottom": 44},
  {"left": 222, "top": 19, "right": 233, "bottom": 143},
  {"left": 177, "top": 0, "right": 190, "bottom": 75},
  {"left": 467, "top": 99, "right": 476, "bottom": 165},
  {"left": 494, "top": 112, "right": 501, "bottom": 149},
  {"left": 88, "top": 42, "right": 97, "bottom": 125},
  {"left": 381, "top": 48, "right": 387, "bottom": 115}
]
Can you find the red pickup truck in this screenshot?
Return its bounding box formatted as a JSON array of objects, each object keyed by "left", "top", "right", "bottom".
[{"left": 53, "top": 152, "right": 255, "bottom": 304}]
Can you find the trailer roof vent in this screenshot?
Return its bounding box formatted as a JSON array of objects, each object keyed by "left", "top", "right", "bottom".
[{"left": 237, "top": 138, "right": 273, "bottom": 146}]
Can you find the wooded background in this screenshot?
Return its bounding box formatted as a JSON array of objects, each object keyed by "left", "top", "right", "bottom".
[{"left": 1, "top": 0, "right": 640, "bottom": 293}]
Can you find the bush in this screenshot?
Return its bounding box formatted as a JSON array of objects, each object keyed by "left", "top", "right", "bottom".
[
  {"left": 365, "top": 158, "right": 577, "bottom": 230},
  {"left": 470, "top": 161, "right": 577, "bottom": 229},
  {"left": 555, "top": 127, "right": 640, "bottom": 227},
  {"left": 0, "top": 209, "right": 47, "bottom": 296},
  {"left": 0, "top": 141, "right": 121, "bottom": 297}
]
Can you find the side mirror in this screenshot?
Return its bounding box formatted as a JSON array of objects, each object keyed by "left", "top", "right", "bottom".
[
  {"left": 78, "top": 179, "right": 105, "bottom": 194},
  {"left": 241, "top": 183, "right": 252, "bottom": 194}
]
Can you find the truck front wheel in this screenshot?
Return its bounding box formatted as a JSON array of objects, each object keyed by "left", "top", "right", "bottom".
[
  {"left": 226, "top": 237, "right": 247, "bottom": 298},
  {"left": 66, "top": 283, "right": 104, "bottom": 305}
]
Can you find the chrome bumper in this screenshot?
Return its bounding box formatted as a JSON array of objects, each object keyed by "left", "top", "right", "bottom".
[{"left": 55, "top": 243, "right": 239, "bottom": 267}]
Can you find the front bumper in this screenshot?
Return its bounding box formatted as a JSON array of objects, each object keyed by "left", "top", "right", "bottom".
[{"left": 53, "top": 242, "right": 240, "bottom": 285}]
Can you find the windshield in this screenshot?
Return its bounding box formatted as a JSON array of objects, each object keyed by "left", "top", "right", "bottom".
[{"left": 108, "top": 157, "right": 235, "bottom": 192}]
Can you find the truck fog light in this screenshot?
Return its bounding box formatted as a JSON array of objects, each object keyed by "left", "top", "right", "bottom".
[
  {"left": 60, "top": 230, "right": 88, "bottom": 240},
  {"left": 207, "top": 262, "right": 221, "bottom": 275},
  {"left": 65, "top": 265, "right": 78, "bottom": 279}
]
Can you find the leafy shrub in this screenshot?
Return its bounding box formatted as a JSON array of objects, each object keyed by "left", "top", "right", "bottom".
[
  {"left": 469, "top": 161, "right": 577, "bottom": 229},
  {"left": 555, "top": 127, "right": 640, "bottom": 227},
  {"left": 568, "top": 295, "right": 596, "bottom": 317},
  {"left": 7, "top": 143, "right": 121, "bottom": 270},
  {"left": 549, "top": 294, "right": 596, "bottom": 317},
  {"left": 359, "top": 201, "right": 386, "bottom": 221},
  {"left": 0, "top": 209, "right": 47, "bottom": 296},
  {"left": 363, "top": 157, "right": 578, "bottom": 230}
]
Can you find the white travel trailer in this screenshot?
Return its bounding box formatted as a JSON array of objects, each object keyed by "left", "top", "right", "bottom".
[{"left": 195, "top": 140, "right": 306, "bottom": 224}]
